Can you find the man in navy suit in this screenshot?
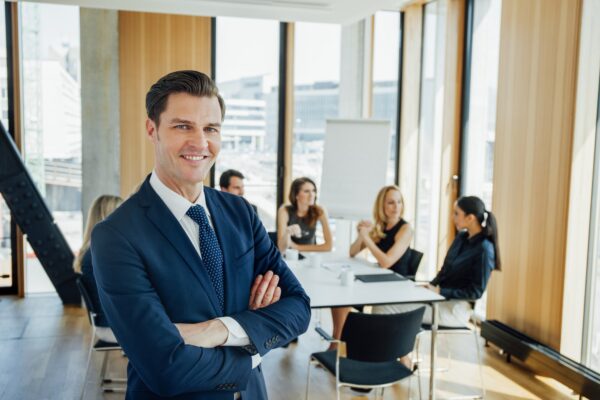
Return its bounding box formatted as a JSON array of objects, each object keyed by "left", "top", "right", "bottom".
[{"left": 91, "top": 70, "right": 311, "bottom": 399}]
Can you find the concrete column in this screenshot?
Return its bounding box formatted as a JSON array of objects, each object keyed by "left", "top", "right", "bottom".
[{"left": 80, "top": 8, "right": 120, "bottom": 227}]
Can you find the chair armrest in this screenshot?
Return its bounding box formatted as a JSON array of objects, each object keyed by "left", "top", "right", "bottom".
[{"left": 315, "top": 326, "right": 338, "bottom": 342}]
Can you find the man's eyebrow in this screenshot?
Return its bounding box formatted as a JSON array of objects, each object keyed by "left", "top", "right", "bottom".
[
  {"left": 168, "top": 118, "right": 195, "bottom": 125},
  {"left": 207, "top": 122, "right": 222, "bottom": 128}
]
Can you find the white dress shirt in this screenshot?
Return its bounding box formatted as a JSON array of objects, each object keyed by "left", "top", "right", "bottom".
[{"left": 150, "top": 172, "right": 262, "bottom": 373}]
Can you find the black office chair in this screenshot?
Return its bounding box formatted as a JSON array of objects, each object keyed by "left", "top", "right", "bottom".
[
  {"left": 77, "top": 278, "right": 126, "bottom": 397},
  {"left": 390, "top": 248, "right": 423, "bottom": 281},
  {"left": 405, "top": 249, "right": 424, "bottom": 280},
  {"left": 267, "top": 231, "right": 278, "bottom": 246},
  {"left": 306, "top": 307, "right": 426, "bottom": 400}
]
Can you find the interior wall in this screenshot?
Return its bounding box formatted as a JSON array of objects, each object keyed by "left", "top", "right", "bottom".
[
  {"left": 486, "top": 0, "right": 582, "bottom": 349},
  {"left": 119, "top": 11, "right": 212, "bottom": 197}
]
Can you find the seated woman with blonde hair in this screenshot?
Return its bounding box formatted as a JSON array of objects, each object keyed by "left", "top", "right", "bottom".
[
  {"left": 277, "top": 177, "right": 333, "bottom": 254},
  {"left": 331, "top": 185, "right": 413, "bottom": 341},
  {"left": 75, "top": 194, "right": 123, "bottom": 343}
]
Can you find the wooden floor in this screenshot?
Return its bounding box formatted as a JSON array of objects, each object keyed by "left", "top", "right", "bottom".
[{"left": 0, "top": 295, "right": 585, "bottom": 399}]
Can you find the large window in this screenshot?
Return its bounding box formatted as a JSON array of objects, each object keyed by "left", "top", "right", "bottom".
[
  {"left": 414, "top": 0, "right": 447, "bottom": 279},
  {"left": 20, "top": 3, "right": 81, "bottom": 293},
  {"left": 0, "top": 4, "right": 13, "bottom": 290},
  {"left": 215, "top": 17, "right": 280, "bottom": 230},
  {"left": 584, "top": 80, "right": 600, "bottom": 372},
  {"left": 292, "top": 22, "right": 341, "bottom": 188},
  {"left": 460, "top": 0, "right": 501, "bottom": 208},
  {"left": 0, "top": 197, "right": 9, "bottom": 289},
  {"left": 373, "top": 11, "right": 401, "bottom": 184}
]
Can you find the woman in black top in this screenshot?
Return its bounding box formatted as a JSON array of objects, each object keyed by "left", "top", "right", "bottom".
[
  {"left": 330, "top": 185, "right": 413, "bottom": 342},
  {"left": 349, "top": 185, "right": 413, "bottom": 273},
  {"left": 74, "top": 195, "right": 123, "bottom": 342},
  {"left": 277, "top": 177, "right": 333, "bottom": 253},
  {"left": 375, "top": 196, "right": 501, "bottom": 327}
]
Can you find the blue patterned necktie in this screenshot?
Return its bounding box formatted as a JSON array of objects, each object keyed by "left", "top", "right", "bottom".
[{"left": 186, "top": 205, "right": 225, "bottom": 313}]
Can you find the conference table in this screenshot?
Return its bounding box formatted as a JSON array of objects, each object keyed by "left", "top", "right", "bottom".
[{"left": 287, "top": 254, "right": 445, "bottom": 400}]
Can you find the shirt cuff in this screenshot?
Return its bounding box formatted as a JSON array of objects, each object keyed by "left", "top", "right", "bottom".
[
  {"left": 217, "top": 317, "right": 250, "bottom": 346},
  {"left": 251, "top": 353, "right": 262, "bottom": 369}
]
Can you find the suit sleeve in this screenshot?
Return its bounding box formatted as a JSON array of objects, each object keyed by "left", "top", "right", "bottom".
[
  {"left": 230, "top": 200, "right": 311, "bottom": 356},
  {"left": 439, "top": 245, "right": 495, "bottom": 300},
  {"left": 91, "top": 222, "right": 253, "bottom": 397}
]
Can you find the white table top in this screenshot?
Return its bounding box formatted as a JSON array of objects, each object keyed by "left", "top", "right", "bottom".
[{"left": 288, "top": 254, "right": 445, "bottom": 308}]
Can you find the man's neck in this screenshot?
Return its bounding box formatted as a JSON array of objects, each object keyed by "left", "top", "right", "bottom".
[{"left": 154, "top": 169, "right": 203, "bottom": 203}]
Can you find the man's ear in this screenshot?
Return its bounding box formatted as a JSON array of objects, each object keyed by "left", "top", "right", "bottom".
[{"left": 146, "top": 118, "right": 157, "bottom": 141}]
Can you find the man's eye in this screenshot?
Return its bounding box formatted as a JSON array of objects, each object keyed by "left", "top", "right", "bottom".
[{"left": 175, "top": 125, "right": 190, "bottom": 130}]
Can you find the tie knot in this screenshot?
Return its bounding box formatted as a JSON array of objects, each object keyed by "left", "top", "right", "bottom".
[{"left": 186, "top": 205, "right": 210, "bottom": 227}]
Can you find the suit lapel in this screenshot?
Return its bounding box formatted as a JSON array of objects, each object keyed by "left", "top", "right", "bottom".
[
  {"left": 140, "top": 179, "right": 222, "bottom": 316},
  {"left": 205, "top": 188, "right": 238, "bottom": 315}
]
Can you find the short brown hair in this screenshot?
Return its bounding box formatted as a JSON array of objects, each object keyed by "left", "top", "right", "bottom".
[{"left": 145, "top": 70, "right": 226, "bottom": 125}]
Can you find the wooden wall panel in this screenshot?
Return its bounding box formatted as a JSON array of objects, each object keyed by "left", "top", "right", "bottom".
[
  {"left": 398, "top": 4, "right": 422, "bottom": 225},
  {"left": 119, "top": 12, "right": 211, "bottom": 197},
  {"left": 486, "top": 0, "right": 581, "bottom": 349},
  {"left": 283, "top": 23, "right": 295, "bottom": 202}
]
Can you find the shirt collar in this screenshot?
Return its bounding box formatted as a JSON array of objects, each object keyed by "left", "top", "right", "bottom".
[
  {"left": 462, "top": 230, "right": 485, "bottom": 244},
  {"left": 149, "top": 170, "right": 209, "bottom": 221}
]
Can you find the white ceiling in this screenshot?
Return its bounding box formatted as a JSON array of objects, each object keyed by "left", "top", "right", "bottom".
[{"left": 14, "top": 0, "right": 412, "bottom": 24}]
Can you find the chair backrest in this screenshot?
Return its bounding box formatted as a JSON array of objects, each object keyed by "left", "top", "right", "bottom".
[
  {"left": 406, "top": 249, "right": 424, "bottom": 278},
  {"left": 267, "top": 231, "right": 278, "bottom": 246},
  {"left": 76, "top": 277, "right": 96, "bottom": 326},
  {"left": 341, "top": 307, "right": 425, "bottom": 362}
]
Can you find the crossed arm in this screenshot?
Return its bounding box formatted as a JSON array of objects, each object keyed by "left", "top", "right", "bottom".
[{"left": 175, "top": 271, "right": 282, "bottom": 348}]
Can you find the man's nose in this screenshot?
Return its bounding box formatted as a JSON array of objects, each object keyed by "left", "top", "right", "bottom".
[{"left": 189, "top": 131, "right": 209, "bottom": 147}]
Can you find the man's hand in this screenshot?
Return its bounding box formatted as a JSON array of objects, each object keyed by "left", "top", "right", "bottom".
[
  {"left": 175, "top": 319, "right": 229, "bottom": 348},
  {"left": 249, "top": 270, "right": 282, "bottom": 310}
]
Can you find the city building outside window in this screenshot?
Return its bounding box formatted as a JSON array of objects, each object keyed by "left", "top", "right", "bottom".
[
  {"left": 20, "top": 2, "right": 81, "bottom": 293},
  {"left": 372, "top": 11, "right": 400, "bottom": 185},
  {"left": 215, "top": 17, "right": 279, "bottom": 230}
]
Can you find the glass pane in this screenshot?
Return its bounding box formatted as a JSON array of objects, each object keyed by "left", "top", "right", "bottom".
[
  {"left": 0, "top": 5, "right": 12, "bottom": 289},
  {"left": 20, "top": 3, "right": 82, "bottom": 293},
  {"left": 0, "top": 4, "right": 8, "bottom": 130},
  {"left": 292, "top": 22, "right": 341, "bottom": 187},
  {"left": 587, "top": 188, "right": 600, "bottom": 371},
  {"left": 461, "top": 0, "right": 502, "bottom": 319},
  {"left": 461, "top": 0, "right": 502, "bottom": 208},
  {"left": 0, "top": 196, "right": 11, "bottom": 288},
  {"left": 585, "top": 67, "right": 600, "bottom": 371},
  {"left": 373, "top": 11, "right": 400, "bottom": 185},
  {"left": 215, "top": 17, "right": 279, "bottom": 231},
  {"left": 414, "top": 0, "right": 447, "bottom": 279}
]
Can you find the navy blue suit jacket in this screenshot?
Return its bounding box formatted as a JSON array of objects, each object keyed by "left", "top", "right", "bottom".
[{"left": 91, "top": 177, "right": 311, "bottom": 399}]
